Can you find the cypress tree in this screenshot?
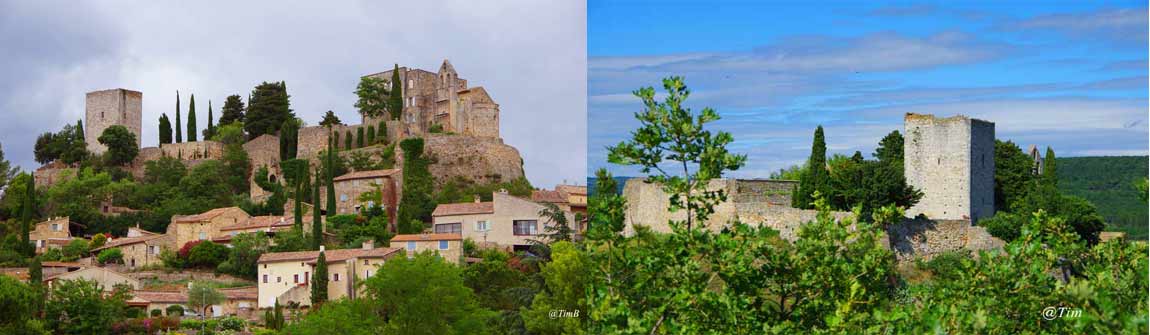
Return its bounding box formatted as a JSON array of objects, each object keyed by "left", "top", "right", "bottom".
[
  {"left": 356, "top": 127, "right": 365, "bottom": 148},
  {"left": 1043, "top": 146, "right": 1057, "bottom": 187},
  {"left": 794, "top": 126, "right": 829, "bottom": 209},
  {"left": 159, "top": 114, "right": 173, "bottom": 144},
  {"left": 280, "top": 119, "right": 299, "bottom": 160},
  {"left": 397, "top": 138, "right": 434, "bottom": 233},
  {"left": 187, "top": 94, "right": 197, "bottom": 142},
  {"left": 345, "top": 130, "right": 353, "bottom": 150},
  {"left": 204, "top": 100, "right": 215, "bottom": 140},
  {"left": 378, "top": 120, "right": 388, "bottom": 144},
  {"left": 312, "top": 170, "right": 323, "bottom": 250},
  {"left": 366, "top": 125, "right": 376, "bottom": 145},
  {"left": 389, "top": 64, "right": 403, "bottom": 120},
  {"left": 311, "top": 251, "right": 329, "bottom": 305},
  {"left": 20, "top": 173, "right": 34, "bottom": 256},
  {"left": 333, "top": 132, "right": 340, "bottom": 151},
  {"left": 75, "top": 120, "right": 84, "bottom": 143},
  {"left": 176, "top": 91, "right": 182, "bottom": 143},
  {"left": 29, "top": 256, "right": 41, "bottom": 284},
  {"left": 294, "top": 181, "right": 303, "bottom": 232},
  {"left": 326, "top": 136, "right": 337, "bottom": 218}
]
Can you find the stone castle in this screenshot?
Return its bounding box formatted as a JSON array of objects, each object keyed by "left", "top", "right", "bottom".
[
  {"left": 622, "top": 113, "right": 1003, "bottom": 260},
  {"left": 35, "top": 60, "right": 526, "bottom": 201}
]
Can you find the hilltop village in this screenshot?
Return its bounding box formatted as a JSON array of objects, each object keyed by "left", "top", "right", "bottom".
[{"left": 0, "top": 60, "right": 585, "bottom": 333}]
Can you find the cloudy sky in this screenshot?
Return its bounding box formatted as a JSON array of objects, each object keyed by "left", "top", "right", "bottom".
[
  {"left": 589, "top": 1, "right": 1147, "bottom": 178},
  {"left": 0, "top": 1, "right": 586, "bottom": 189}
]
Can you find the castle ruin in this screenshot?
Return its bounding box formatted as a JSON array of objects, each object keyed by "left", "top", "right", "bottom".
[
  {"left": 362, "top": 60, "right": 500, "bottom": 139},
  {"left": 903, "top": 113, "right": 995, "bottom": 223}
]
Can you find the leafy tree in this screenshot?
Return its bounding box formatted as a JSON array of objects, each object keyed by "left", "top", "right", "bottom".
[
  {"left": 175, "top": 91, "right": 182, "bottom": 143},
  {"left": 397, "top": 138, "right": 435, "bottom": 234},
  {"left": 202, "top": 99, "right": 216, "bottom": 140},
  {"left": 769, "top": 163, "right": 805, "bottom": 180},
  {"left": 355, "top": 76, "right": 391, "bottom": 119},
  {"left": 280, "top": 118, "right": 300, "bottom": 160},
  {"left": 97, "top": 125, "right": 139, "bottom": 166},
  {"left": 245, "top": 81, "right": 294, "bottom": 140},
  {"left": 219, "top": 94, "right": 245, "bottom": 126},
  {"left": 356, "top": 127, "right": 365, "bottom": 148},
  {"left": 0, "top": 276, "right": 48, "bottom": 335},
  {"left": 187, "top": 94, "right": 197, "bottom": 142},
  {"left": 364, "top": 252, "right": 494, "bottom": 334},
  {"left": 826, "top": 150, "right": 921, "bottom": 221},
  {"left": 522, "top": 241, "right": 586, "bottom": 334},
  {"left": 1138, "top": 177, "right": 1149, "bottom": 203},
  {"left": 366, "top": 125, "right": 376, "bottom": 145},
  {"left": 89, "top": 233, "right": 107, "bottom": 250},
  {"left": 45, "top": 279, "right": 128, "bottom": 335},
  {"left": 389, "top": 64, "right": 404, "bottom": 120},
  {"left": 32, "top": 132, "right": 57, "bottom": 164},
  {"left": 96, "top": 248, "right": 123, "bottom": 264},
  {"left": 281, "top": 299, "right": 382, "bottom": 335},
  {"left": 61, "top": 239, "right": 89, "bottom": 261},
  {"left": 187, "top": 241, "right": 229, "bottom": 268},
  {"left": 217, "top": 233, "right": 268, "bottom": 279},
  {"left": 995, "top": 140, "right": 1035, "bottom": 210},
  {"left": 311, "top": 251, "right": 329, "bottom": 305},
  {"left": 536, "top": 203, "right": 574, "bottom": 243},
  {"left": 874, "top": 130, "right": 904, "bottom": 164},
  {"left": 187, "top": 281, "right": 225, "bottom": 320},
  {"left": 271, "top": 228, "right": 310, "bottom": 252},
  {"left": 34, "top": 123, "right": 88, "bottom": 165},
  {"left": 320, "top": 110, "right": 342, "bottom": 127},
  {"left": 158, "top": 114, "right": 173, "bottom": 144},
  {"left": 794, "top": 126, "right": 830, "bottom": 209},
  {"left": 165, "top": 305, "right": 184, "bottom": 316},
  {"left": 222, "top": 140, "right": 251, "bottom": 195}
]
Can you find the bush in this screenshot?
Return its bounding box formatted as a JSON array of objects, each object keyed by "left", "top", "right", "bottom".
[
  {"left": 151, "top": 309, "right": 163, "bottom": 317},
  {"left": 188, "top": 241, "right": 229, "bottom": 268},
  {"left": 160, "top": 249, "right": 186, "bottom": 269},
  {"left": 97, "top": 248, "right": 124, "bottom": 264},
  {"left": 62, "top": 239, "right": 90, "bottom": 260},
  {"left": 166, "top": 304, "right": 184, "bottom": 316},
  {"left": 178, "top": 240, "right": 204, "bottom": 259},
  {"left": 90, "top": 233, "right": 108, "bottom": 250},
  {"left": 979, "top": 211, "right": 1023, "bottom": 242},
  {"left": 218, "top": 316, "right": 246, "bottom": 331}
]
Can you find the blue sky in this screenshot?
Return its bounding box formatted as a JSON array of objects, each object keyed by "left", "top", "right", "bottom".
[{"left": 589, "top": 1, "right": 1148, "bottom": 178}]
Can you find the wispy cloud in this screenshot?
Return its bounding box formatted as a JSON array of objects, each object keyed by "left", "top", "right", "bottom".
[{"left": 1001, "top": 7, "right": 1148, "bottom": 46}]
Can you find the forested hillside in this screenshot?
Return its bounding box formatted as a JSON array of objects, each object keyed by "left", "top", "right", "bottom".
[{"left": 1056, "top": 156, "right": 1148, "bottom": 240}]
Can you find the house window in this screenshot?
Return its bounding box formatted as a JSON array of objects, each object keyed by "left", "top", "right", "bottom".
[
  {"left": 334, "top": 273, "right": 340, "bottom": 281},
  {"left": 199, "top": 232, "right": 207, "bottom": 240},
  {"left": 434, "top": 223, "right": 462, "bottom": 234},
  {"left": 474, "top": 220, "right": 490, "bottom": 232},
  {"left": 365, "top": 270, "right": 372, "bottom": 278},
  {"left": 51, "top": 223, "right": 60, "bottom": 231},
  {"left": 294, "top": 274, "right": 299, "bottom": 283},
  {"left": 438, "top": 241, "right": 449, "bottom": 250},
  {"left": 148, "top": 246, "right": 158, "bottom": 255},
  {"left": 340, "top": 194, "right": 348, "bottom": 202},
  {"left": 277, "top": 277, "right": 282, "bottom": 283},
  {"left": 363, "top": 259, "right": 369, "bottom": 265},
  {"left": 406, "top": 241, "right": 416, "bottom": 251},
  {"left": 513, "top": 220, "right": 538, "bottom": 236},
  {"left": 263, "top": 275, "right": 268, "bottom": 283},
  {"left": 407, "top": 79, "right": 413, "bottom": 89},
  {"left": 305, "top": 272, "right": 309, "bottom": 284}
]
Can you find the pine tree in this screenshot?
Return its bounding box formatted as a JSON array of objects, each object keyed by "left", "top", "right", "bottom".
[
  {"left": 176, "top": 91, "right": 182, "bottom": 143},
  {"left": 311, "top": 251, "right": 329, "bottom": 305},
  {"left": 1043, "top": 146, "right": 1057, "bottom": 187},
  {"left": 389, "top": 64, "right": 404, "bottom": 120},
  {"left": 159, "top": 114, "right": 173, "bottom": 144},
  {"left": 794, "top": 126, "right": 829, "bottom": 209},
  {"left": 187, "top": 94, "right": 197, "bottom": 142},
  {"left": 219, "top": 94, "right": 246, "bottom": 126},
  {"left": 312, "top": 170, "right": 323, "bottom": 250}
]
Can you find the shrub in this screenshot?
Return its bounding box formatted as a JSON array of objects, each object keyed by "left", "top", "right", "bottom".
[
  {"left": 166, "top": 304, "right": 185, "bottom": 316},
  {"left": 187, "top": 241, "right": 229, "bottom": 268},
  {"left": 160, "top": 249, "right": 186, "bottom": 269},
  {"left": 151, "top": 309, "right": 163, "bottom": 317},
  {"left": 90, "top": 233, "right": 108, "bottom": 250},
  {"left": 178, "top": 240, "right": 204, "bottom": 259},
  {"left": 218, "top": 316, "right": 246, "bottom": 331},
  {"left": 97, "top": 248, "right": 124, "bottom": 264}
]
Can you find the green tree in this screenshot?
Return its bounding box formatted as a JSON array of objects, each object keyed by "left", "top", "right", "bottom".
[
  {"left": 20, "top": 173, "right": 35, "bottom": 256},
  {"left": 995, "top": 140, "right": 1035, "bottom": 210},
  {"left": 280, "top": 118, "right": 300, "bottom": 160},
  {"left": 45, "top": 279, "right": 128, "bottom": 335},
  {"left": 188, "top": 281, "right": 225, "bottom": 322},
  {"left": 522, "top": 241, "right": 586, "bottom": 334},
  {"left": 175, "top": 91, "right": 182, "bottom": 143},
  {"left": 320, "top": 110, "right": 342, "bottom": 127},
  {"left": 219, "top": 94, "right": 245, "bottom": 126},
  {"left": 874, "top": 130, "right": 904, "bottom": 164},
  {"left": 294, "top": 181, "right": 304, "bottom": 232},
  {"left": 389, "top": 64, "right": 404, "bottom": 120},
  {"left": 397, "top": 138, "right": 435, "bottom": 234},
  {"left": 356, "top": 127, "right": 365, "bottom": 148},
  {"left": 217, "top": 233, "right": 268, "bottom": 279},
  {"left": 378, "top": 120, "right": 389, "bottom": 144},
  {"left": 311, "top": 251, "right": 329, "bottom": 305},
  {"left": 794, "top": 126, "right": 830, "bottom": 209},
  {"left": 1043, "top": 146, "right": 1057, "bottom": 187},
  {"left": 97, "top": 125, "right": 139, "bottom": 166},
  {"left": 188, "top": 241, "right": 229, "bottom": 268},
  {"left": 0, "top": 276, "right": 48, "bottom": 335},
  {"left": 364, "top": 252, "right": 494, "bottom": 334},
  {"left": 326, "top": 137, "right": 338, "bottom": 219},
  {"left": 96, "top": 248, "right": 123, "bottom": 264},
  {"left": 202, "top": 99, "right": 216, "bottom": 140},
  {"left": 187, "top": 94, "right": 197, "bottom": 142},
  {"left": 158, "top": 114, "right": 173, "bottom": 144},
  {"left": 366, "top": 125, "right": 376, "bottom": 145},
  {"left": 245, "top": 81, "right": 294, "bottom": 140},
  {"left": 354, "top": 76, "right": 391, "bottom": 119},
  {"left": 536, "top": 203, "right": 574, "bottom": 243},
  {"left": 89, "top": 233, "right": 107, "bottom": 250},
  {"left": 280, "top": 300, "right": 382, "bottom": 335},
  {"left": 345, "top": 130, "right": 354, "bottom": 150},
  {"left": 312, "top": 170, "right": 323, "bottom": 249}
]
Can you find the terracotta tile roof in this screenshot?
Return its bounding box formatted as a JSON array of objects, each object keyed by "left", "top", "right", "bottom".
[
  {"left": 432, "top": 202, "right": 494, "bottom": 217},
  {"left": 556, "top": 185, "right": 588, "bottom": 195},
  {"left": 219, "top": 215, "right": 292, "bottom": 232},
  {"left": 45, "top": 238, "right": 73, "bottom": 246},
  {"left": 93, "top": 234, "right": 166, "bottom": 251},
  {"left": 41, "top": 261, "right": 83, "bottom": 268},
  {"left": 258, "top": 247, "right": 402, "bottom": 264},
  {"left": 333, "top": 169, "right": 400, "bottom": 182},
  {"left": 132, "top": 290, "right": 188, "bottom": 304},
  {"left": 531, "top": 190, "right": 568, "bottom": 203},
  {"left": 219, "top": 286, "right": 258, "bottom": 300},
  {"left": 391, "top": 233, "right": 462, "bottom": 242},
  {"left": 173, "top": 207, "right": 243, "bottom": 223}
]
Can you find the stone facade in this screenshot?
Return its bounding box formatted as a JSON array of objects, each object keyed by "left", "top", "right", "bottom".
[
  {"left": 621, "top": 178, "right": 851, "bottom": 240},
  {"left": 166, "top": 207, "right": 251, "bottom": 250},
  {"left": 319, "top": 169, "right": 400, "bottom": 229},
  {"left": 392, "top": 233, "right": 463, "bottom": 264},
  {"left": 363, "top": 60, "right": 500, "bottom": 139},
  {"left": 904, "top": 113, "right": 995, "bottom": 223},
  {"left": 432, "top": 192, "right": 573, "bottom": 250},
  {"left": 256, "top": 245, "right": 401, "bottom": 308},
  {"left": 405, "top": 133, "right": 526, "bottom": 187},
  {"left": 29, "top": 216, "right": 73, "bottom": 254},
  {"left": 885, "top": 217, "right": 1004, "bottom": 261},
  {"left": 33, "top": 161, "right": 75, "bottom": 189},
  {"left": 85, "top": 89, "right": 142, "bottom": 154},
  {"left": 91, "top": 232, "right": 172, "bottom": 269}
]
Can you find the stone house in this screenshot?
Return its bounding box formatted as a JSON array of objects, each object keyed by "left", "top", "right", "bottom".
[
  {"left": 129, "top": 286, "right": 258, "bottom": 319},
  {"left": 433, "top": 192, "right": 574, "bottom": 251},
  {"left": 323, "top": 169, "right": 400, "bottom": 228},
  {"left": 531, "top": 185, "right": 588, "bottom": 215},
  {"left": 128, "top": 290, "right": 188, "bottom": 317},
  {"left": 91, "top": 230, "right": 171, "bottom": 269},
  {"left": 256, "top": 242, "right": 402, "bottom": 308},
  {"left": 167, "top": 207, "right": 251, "bottom": 250},
  {"left": 44, "top": 266, "right": 141, "bottom": 291},
  {"left": 391, "top": 233, "right": 463, "bottom": 264},
  {"left": 29, "top": 216, "right": 75, "bottom": 254},
  {"left": 213, "top": 215, "right": 295, "bottom": 244}
]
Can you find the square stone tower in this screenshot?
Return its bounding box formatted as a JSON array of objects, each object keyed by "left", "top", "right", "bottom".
[
  {"left": 904, "top": 113, "right": 995, "bottom": 223},
  {"left": 85, "top": 89, "right": 142, "bottom": 154}
]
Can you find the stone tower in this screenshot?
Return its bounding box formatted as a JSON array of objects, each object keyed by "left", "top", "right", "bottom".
[
  {"left": 85, "top": 89, "right": 142, "bottom": 154},
  {"left": 904, "top": 113, "right": 995, "bottom": 223}
]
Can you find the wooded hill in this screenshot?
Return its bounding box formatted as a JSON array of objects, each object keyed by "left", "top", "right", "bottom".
[{"left": 1056, "top": 156, "right": 1148, "bottom": 240}]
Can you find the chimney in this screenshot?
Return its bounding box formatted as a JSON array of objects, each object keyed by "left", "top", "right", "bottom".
[{"left": 362, "top": 240, "right": 374, "bottom": 250}]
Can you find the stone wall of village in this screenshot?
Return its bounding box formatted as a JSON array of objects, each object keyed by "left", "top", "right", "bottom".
[
  {"left": 401, "top": 133, "right": 526, "bottom": 187},
  {"left": 884, "top": 217, "right": 1004, "bottom": 261}
]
